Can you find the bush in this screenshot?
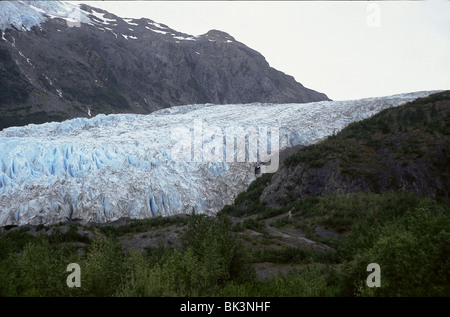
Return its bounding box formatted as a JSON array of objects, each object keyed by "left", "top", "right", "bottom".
[
  {"left": 181, "top": 215, "right": 254, "bottom": 288},
  {"left": 118, "top": 214, "right": 254, "bottom": 296},
  {"left": 0, "top": 237, "right": 82, "bottom": 297},
  {"left": 340, "top": 201, "right": 450, "bottom": 296},
  {"left": 218, "top": 265, "right": 336, "bottom": 297},
  {"left": 78, "top": 236, "right": 126, "bottom": 296},
  {"left": 118, "top": 250, "right": 176, "bottom": 297}
]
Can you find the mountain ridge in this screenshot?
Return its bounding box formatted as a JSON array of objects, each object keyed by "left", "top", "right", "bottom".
[
  {"left": 0, "top": 1, "right": 329, "bottom": 130},
  {"left": 257, "top": 90, "right": 450, "bottom": 207}
]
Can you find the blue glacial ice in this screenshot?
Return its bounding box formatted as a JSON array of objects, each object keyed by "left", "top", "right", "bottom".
[
  {"left": 0, "top": 91, "right": 438, "bottom": 225},
  {"left": 0, "top": 1, "right": 90, "bottom": 31}
]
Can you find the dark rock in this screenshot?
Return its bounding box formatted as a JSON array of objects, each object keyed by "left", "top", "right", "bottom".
[
  {"left": 3, "top": 225, "right": 18, "bottom": 231},
  {"left": 0, "top": 3, "right": 329, "bottom": 130}
]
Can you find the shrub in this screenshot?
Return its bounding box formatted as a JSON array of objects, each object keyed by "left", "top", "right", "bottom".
[
  {"left": 2, "top": 237, "right": 82, "bottom": 297},
  {"left": 181, "top": 215, "right": 253, "bottom": 289},
  {"left": 78, "top": 236, "right": 126, "bottom": 296},
  {"left": 340, "top": 200, "right": 450, "bottom": 296},
  {"left": 218, "top": 265, "right": 335, "bottom": 297}
]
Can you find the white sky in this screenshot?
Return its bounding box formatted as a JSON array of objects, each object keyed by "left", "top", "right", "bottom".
[{"left": 71, "top": 1, "right": 450, "bottom": 101}]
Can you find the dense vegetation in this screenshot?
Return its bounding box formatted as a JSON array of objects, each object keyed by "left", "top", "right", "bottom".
[
  {"left": 0, "top": 192, "right": 448, "bottom": 297},
  {"left": 0, "top": 214, "right": 252, "bottom": 297},
  {"left": 285, "top": 91, "right": 450, "bottom": 170}
]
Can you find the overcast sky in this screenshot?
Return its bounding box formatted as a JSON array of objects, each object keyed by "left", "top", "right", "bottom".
[{"left": 71, "top": 1, "right": 450, "bottom": 101}]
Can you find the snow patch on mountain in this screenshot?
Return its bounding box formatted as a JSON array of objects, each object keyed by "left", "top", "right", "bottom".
[
  {"left": 0, "top": 91, "right": 438, "bottom": 226},
  {"left": 145, "top": 27, "right": 168, "bottom": 35},
  {"left": 173, "top": 35, "right": 197, "bottom": 41},
  {"left": 89, "top": 8, "right": 116, "bottom": 23}
]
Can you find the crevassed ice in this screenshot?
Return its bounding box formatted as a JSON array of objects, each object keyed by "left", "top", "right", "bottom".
[
  {"left": 0, "top": 91, "right": 437, "bottom": 225},
  {"left": 0, "top": 1, "right": 90, "bottom": 31}
]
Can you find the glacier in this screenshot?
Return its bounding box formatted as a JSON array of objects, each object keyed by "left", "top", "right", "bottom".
[
  {"left": 0, "top": 91, "right": 438, "bottom": 225},
  {"left": 0, "top": 1, "right": 90, "bottom": 31}
]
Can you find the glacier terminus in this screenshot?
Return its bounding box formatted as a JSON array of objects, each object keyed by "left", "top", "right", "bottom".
[{"left": 0, "top": 91, "right": 437, "bottom": 225}]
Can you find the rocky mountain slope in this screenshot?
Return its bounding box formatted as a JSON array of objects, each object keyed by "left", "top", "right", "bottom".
[
  {"left": 0, "top": 90, "right": 436, "bottom": 226},
  {"left": 0, "top": 1, "right": 329, "bottom": 130},
  {"left": 260, "top": 90, "right": 450, "bottom": 207}
]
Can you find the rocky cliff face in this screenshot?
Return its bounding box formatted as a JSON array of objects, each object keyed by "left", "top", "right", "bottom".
[
  {"left": 260, "top": 91, "right": 450, "bottom": 207},
  {"left": 0, "top": 1, "right": 329, "bottom": 130}
]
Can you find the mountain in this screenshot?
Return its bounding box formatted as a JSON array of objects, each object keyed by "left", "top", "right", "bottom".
[
  {"left": 0, "top": 1, "right": 329, "bottom": 130},
  {"left": 0, "top": 90, "right": 436, "bottom": 226},
  {"left": 259, "top": 90, "right": 450, "bottom": 207}
]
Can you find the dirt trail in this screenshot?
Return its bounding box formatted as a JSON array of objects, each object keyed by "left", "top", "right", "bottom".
[{"left": 262, "top": 213, "right": 333, "bottom": 252}]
